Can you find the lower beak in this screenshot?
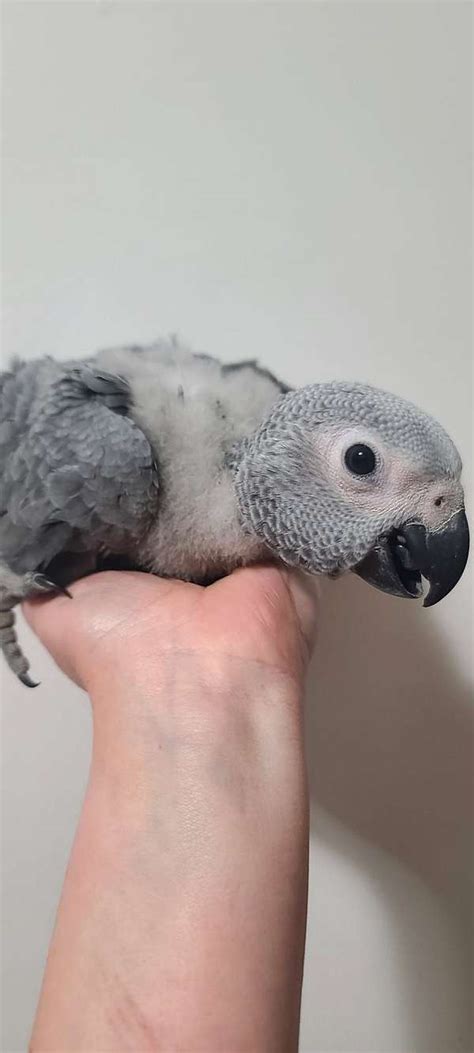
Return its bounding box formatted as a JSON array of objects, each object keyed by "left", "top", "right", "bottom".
[{"left": 353, "top": 507, "right": 470, "bottom": 606}]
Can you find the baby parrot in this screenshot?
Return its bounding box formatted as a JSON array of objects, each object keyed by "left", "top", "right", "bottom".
[{"left": 0, "top": 338, "right": 469, "bottom": 686}]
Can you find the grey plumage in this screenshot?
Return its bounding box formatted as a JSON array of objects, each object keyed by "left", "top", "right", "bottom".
[{"left": 0, "top": 337, "right": 469, "bottom": 685}]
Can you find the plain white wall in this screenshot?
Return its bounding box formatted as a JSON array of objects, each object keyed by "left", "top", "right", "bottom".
[{"left": 1, "top": 2, "right": 472, "bottom": 1050}]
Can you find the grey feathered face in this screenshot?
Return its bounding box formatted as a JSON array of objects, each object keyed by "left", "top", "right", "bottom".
[{"left": 235, "top": 382, "right": 469, "bottom": 605}]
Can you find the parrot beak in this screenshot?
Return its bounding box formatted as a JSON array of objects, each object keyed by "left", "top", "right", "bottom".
[{"left": 353, "top": 507, "right": 470, "bottom": 605}]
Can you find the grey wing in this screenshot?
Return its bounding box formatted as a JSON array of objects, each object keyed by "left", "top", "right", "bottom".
[{"left": 0, "top": 359, "right": 159, "bottom": 576}]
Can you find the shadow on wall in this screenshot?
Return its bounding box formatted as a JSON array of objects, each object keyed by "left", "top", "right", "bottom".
[
  {"left": 303, "top": 808, "right": 471, "bottom": 1053},
  {"left": 304, "top": 574, "right": 473, "bottom": 1050},
  {"left": 305, "top": 574, "right": 473, "bottom": 919}
]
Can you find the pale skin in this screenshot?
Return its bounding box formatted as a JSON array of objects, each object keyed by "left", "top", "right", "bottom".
[{"left": 24, "top": 564, "right": 318, "bottom": 1052}]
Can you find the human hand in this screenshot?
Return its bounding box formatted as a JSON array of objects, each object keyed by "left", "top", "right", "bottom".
[{"left": 24, "top": 563, "right": 317, "bottom": 694}]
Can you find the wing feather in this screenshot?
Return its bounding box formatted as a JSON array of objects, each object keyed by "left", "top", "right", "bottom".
[{"left": 0, "top": 360, "right": 158, "bottom": 574}]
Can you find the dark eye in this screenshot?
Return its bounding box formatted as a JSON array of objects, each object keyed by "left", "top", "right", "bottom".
[{"left": 344, "top": 443, "right": 377, "bottom": 476}]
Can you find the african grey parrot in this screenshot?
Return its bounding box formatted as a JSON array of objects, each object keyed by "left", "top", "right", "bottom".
[{"left": 0, "top": 337, "right": 469, "bottom": 686}]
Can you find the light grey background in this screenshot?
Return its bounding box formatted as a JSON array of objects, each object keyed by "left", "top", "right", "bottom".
[{"left": 1, "top": 2, "right": 472, "bottom": 1050}]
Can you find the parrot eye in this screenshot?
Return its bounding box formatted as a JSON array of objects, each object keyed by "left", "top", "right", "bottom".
[{"left": 344, "top": 443, "right": 377, "bottom": 476}]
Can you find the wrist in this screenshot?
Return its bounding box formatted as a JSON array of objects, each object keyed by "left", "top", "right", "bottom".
[
  {"left": 89, "top": 645, "right": 304, "bottom": 753},
  {"left": 86, "top": 650, "right": 307, "bottom": 842}
]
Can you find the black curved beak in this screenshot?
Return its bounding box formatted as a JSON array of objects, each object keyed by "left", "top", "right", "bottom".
[{"left": 354, "top": 508, "right": 470, "bottom": 606}]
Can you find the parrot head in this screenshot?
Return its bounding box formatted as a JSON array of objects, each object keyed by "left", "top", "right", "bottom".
[{"left": 235, "top": 382, "right": 469, "bottom": 605}]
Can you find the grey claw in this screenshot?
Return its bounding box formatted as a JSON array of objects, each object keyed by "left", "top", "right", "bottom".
[
  {"left": 33, "top": 574, "right": 73, "bottom": 598},
  {"left": 19, "top": 672, "right": 40, "bottom": 688}
]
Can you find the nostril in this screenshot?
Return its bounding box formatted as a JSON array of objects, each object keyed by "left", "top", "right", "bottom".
[{"left": 434, "top": 496, "right": 444, "bottom": 507}]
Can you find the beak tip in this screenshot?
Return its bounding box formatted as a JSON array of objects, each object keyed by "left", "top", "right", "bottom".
[{"left": 355, "top": 507, "right": 469, "bottom": 607}]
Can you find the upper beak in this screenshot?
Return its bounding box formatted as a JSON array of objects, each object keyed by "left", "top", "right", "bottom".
[{"left": 354, "top": 507, "right": 470, "bottom": 606}]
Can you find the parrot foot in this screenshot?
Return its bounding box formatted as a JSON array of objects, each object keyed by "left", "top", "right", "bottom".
[
  {"left": 0, "top": 602, "right": 40, "bottom": 688},
  {"left": 0, "top": 572, "right": 73, "bottom": 688}
]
